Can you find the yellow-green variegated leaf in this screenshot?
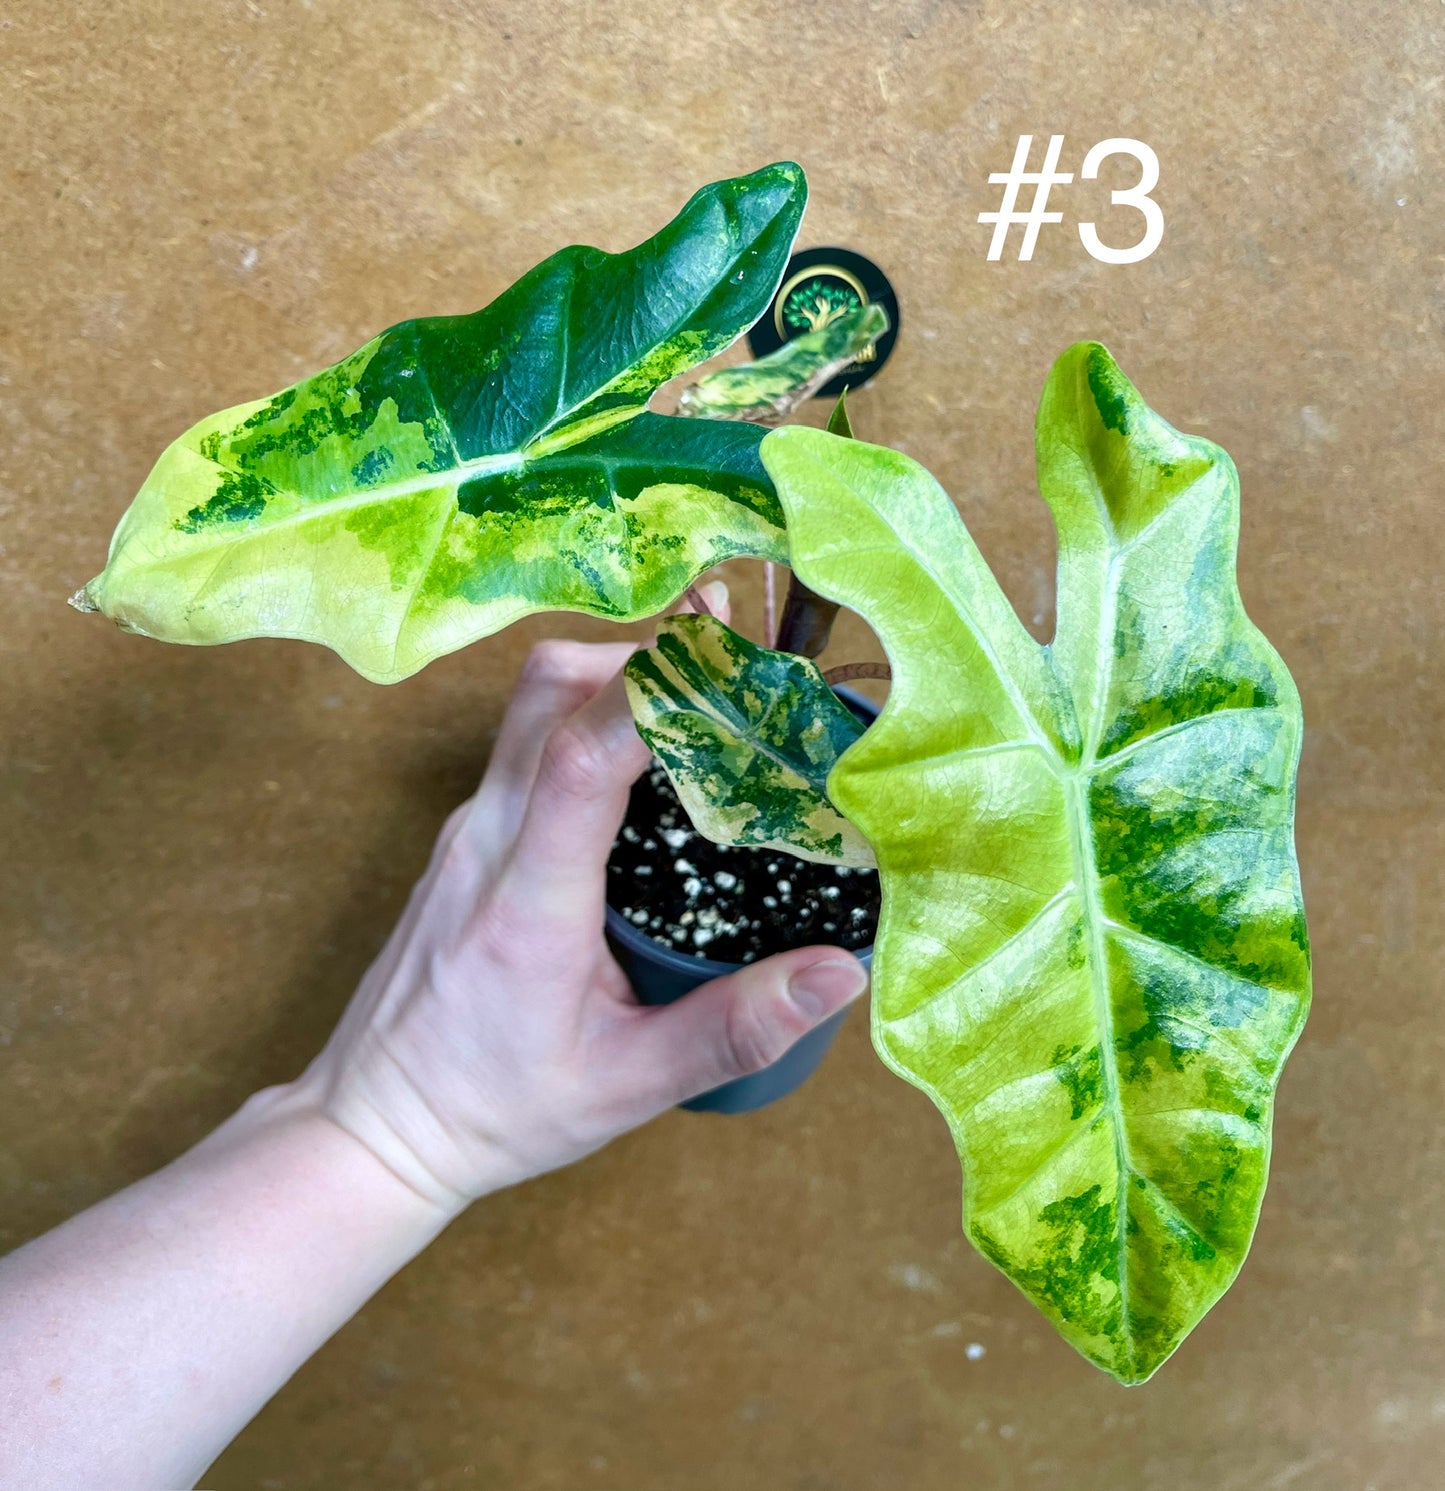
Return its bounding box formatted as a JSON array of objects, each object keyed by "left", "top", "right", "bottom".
[
  {"left": 676, "top": 303, "right": 888, "bottom": 425},
  {"left": 761, "top": 342, "right": 1310, "bottom": 1383},
  {"left": 624, "top": 614, "right": 875, "bottom": 867},
  {"left": 78, "top": 165, "right": 806, "bottom": 682}
]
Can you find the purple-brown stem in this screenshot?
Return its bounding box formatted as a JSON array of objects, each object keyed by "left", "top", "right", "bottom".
[
  {"left": 822, "top": 661, "right": 892, "bottom": 686},
  {"left": 774, "top": 571, "right": 841, "bottom": 658},
  {"left": 682, "top": 583, "right": 716, "bottom": 618}
]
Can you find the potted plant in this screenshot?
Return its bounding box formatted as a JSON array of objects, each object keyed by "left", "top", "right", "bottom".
[{"left": 72, "top": 163, "right": 1311, "bottom": 1385}]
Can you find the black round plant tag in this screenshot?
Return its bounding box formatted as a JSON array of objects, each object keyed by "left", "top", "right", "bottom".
[{"left": 747, "top": 246, "right": 900, "bottom": 396}]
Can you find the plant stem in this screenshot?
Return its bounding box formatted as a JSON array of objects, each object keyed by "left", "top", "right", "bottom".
[
  {"left": 822, "top": 661, "right": 891, "bottom": 686},
  {"left": 763, "top": 561, "right": 778, "bottom": 649},
  {"left": 775, "top": 570, "right": 841, "bottom": 658},
  {"left": 682, "top": 583, "right": 716, "bottom": 618}
]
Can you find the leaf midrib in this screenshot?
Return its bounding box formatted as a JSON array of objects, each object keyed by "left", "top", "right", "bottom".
[
  {"left": 854, "top": 469, "right": 1249, "bottom": 1365},
  {"left": 1061, "top": 763, "right": 1136, "bottom": 1376},
  {"left": 162, "top": 401, "right": 650, "bottom": 561},
  {"left": 660, "top": 662, "right": 829, "bottom": 793},
  {"left": 1065, "top": 526, "right": 1136, "bottom": 1373}
]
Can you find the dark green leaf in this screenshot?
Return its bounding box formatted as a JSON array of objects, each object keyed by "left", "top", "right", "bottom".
[{"left": 79, "top": 164, "right": 805, "bottom": 681}]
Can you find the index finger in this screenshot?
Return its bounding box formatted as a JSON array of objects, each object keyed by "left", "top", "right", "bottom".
[
  {"left": 463, "top": 580, "right": 731, "bottom": 852},
  {"left": 494, "top": 667, "right": 649, "bottom": 927}
]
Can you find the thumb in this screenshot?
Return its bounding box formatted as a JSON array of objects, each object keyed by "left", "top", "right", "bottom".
[{"left": 616, "top": 947, "right": 870, "bottom": 1114}]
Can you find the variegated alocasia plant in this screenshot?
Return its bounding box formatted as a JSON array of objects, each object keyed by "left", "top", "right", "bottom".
[
  {"left": 74, "top": 163, "right": 805, "bottom": 682},
  {"left": 73, "top": 153, "right": 1309, "bottom": 1383}
]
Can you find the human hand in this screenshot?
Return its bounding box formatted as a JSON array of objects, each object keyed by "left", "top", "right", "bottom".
[
  {"left": 0, "top": 588, "right": 870, "bottom": 1488},
  {"left": 292, "top": 586, "right": 870, "bottom": 1215}
]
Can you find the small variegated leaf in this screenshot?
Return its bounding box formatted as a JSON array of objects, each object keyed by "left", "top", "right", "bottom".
[
  {"left": 761, "top": 342, "right": 1310, "bottom": 1383},
  {"left": 624, "top": 614, "right": 876, "bottom": 867},
  {"left": 676, "top": 304, "right": 888, "bottom": 425},
  {"left": 79, "top": 165, "right": 806, "bottom": 682}
]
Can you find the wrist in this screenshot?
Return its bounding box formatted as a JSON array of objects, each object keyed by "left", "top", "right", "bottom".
[
  {"left": 274, "top": 1059, "right": 526, "bottom": 1219},
  {"left": 213, "top": 1080, "right": 467, "bottom": 1243},
  {"left": 285, "top": 1042, "right": 536, "bottom": 1210}
]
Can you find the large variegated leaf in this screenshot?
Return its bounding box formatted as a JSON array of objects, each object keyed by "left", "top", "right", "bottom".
[
  {"left": 676, "top": 303, "right": 888, "bottom": 424},
  {"left": 761, "top": 342, "right": 1310, "bottom": 1383},
  {"left": 77, "top": 165, "right": 804, "bottom": 682},
  {"left": 624, "top": 614, "right": 874, "bottom": 866}
]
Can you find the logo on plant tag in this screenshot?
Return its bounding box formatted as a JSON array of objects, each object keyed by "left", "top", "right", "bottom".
[{"left": 748, "top": 247, "right": 899, "bottom": 396}]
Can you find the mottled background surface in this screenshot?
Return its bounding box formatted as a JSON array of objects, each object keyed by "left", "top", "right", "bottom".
[{"left": 3, "top": 2, "right": 1441, "bottom": 1486}]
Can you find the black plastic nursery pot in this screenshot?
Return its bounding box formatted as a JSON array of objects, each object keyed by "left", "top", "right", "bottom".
[{"left": 605, "top": 687, "right": 880, "bottom": 1114}]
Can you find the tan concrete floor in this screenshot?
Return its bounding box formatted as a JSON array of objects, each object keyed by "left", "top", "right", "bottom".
[{"left": 3, "top": 2, "right": 1441, "bottom": 1485}]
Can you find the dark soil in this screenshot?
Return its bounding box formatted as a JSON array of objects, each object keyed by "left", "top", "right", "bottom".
[{"left": 606, "top": 760, "right": 880, "bottom": 964}]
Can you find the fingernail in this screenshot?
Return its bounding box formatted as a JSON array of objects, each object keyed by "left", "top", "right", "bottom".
[
  {"left": 788, "top": 957, "right": 868, "bottom": 1019},
  {"left": 699, "top": 579, "right": 729, "bottom": 612}
]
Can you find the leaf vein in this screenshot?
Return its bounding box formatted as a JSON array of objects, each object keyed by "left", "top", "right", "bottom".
[
  {"left": 1103, "top": 920, "right": 1302, "bottom": 999},
  {"left": 1092, "top": 705, "right": 1284, "bottom": 770},
  {"left": 975, "top": 1113, "right": 1104, "bottom": 1215}
]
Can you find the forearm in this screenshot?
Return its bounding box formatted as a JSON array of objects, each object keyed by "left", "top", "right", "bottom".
[
  {"left": 0, "top": 627, "right": 867, "bottom": 1487},
  {"left": 0, "top": 1082, "right": 456, "bottom": 1490}
]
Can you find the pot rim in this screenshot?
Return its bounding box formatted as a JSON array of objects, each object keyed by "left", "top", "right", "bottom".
[{"left": 604, "top": 900, "right": 874, "bottom": 978}]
